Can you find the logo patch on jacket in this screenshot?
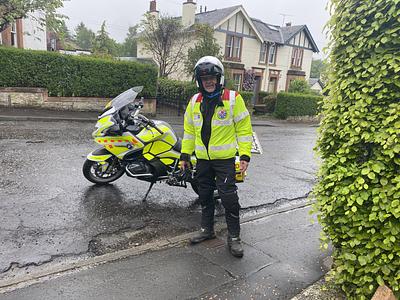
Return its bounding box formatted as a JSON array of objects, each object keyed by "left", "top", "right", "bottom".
[
  {"left": 217, "top": 109, "right": 227, "bottom": 120},
  {"left": 194, "top": 113, "right": 201, "bottom": 120}
]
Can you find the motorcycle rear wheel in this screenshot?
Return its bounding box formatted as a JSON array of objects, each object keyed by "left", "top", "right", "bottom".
[{"left": 83, "top": 158, "right": 125, "bottom": 185}]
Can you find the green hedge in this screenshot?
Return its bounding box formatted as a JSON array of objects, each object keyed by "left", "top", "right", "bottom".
[
  {"left": 0, "top": 47, "right": 158, "bottom": 98},
  {"left": 157, "top": 78, "right": 254, "bottom": 108},
  {"left": 157, "top": 78, "right": 197, "bottom": 106},
  {"left": 274, "top": 92, "right": 322, "bottom": 119},
  {"left": 239, "top": 91, "right": 253, "bottom": 107},
  {"left": 313, "top": 0, "right": 400, "bottom": 299}
]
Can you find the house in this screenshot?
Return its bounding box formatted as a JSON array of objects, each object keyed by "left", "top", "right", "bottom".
[
  {"left": 0, "top": 11, "right": 47, "bottom": 50},
  {"left": 137, "top": 1, "right": 319, "bottom": 101},
  {"left": 308, "top": 78, "right": 325, "bottom": 93}
]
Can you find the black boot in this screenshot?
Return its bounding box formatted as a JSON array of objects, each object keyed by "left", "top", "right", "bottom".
[
  {"left": 227, "top": 236, "right": 244, "bottom": 258},
  {"left": 190, "top": 228, "right": 216, "bottom": 244}
]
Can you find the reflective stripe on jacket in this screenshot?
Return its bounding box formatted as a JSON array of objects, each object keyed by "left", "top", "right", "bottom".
[{"left": 181, "top": 89, "right": 253, "bottom": 160}]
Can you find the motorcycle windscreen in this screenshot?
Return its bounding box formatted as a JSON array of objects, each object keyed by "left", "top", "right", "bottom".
[{"left": 99, "top": 86, "right": 143, "bottom": 118}]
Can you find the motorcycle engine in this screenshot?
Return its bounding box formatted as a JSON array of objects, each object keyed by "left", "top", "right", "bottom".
[{"left": 126, "top": 160, "right": 152, "bottom": 175}]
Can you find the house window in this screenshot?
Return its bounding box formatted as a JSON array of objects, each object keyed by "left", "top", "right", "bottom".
[
  {"left": 50, "top": 38, "right": 57, "bottom": 51},
  {"left": 259, "top": 43, "right": 267, "bottom": 63},
  {"left": 268, "top": 44, "right": 277, "bottom": 64},
  {"left": 233, "top": 73, "right": 242, "bottom": 91},
  {"left": 291, "top": 47, "right": 304, "bottom": 68},
  {"left": 225, "top": 35, "right": 242, "bottom": 61},
  {"left": 11, "top": 22, "right": 17, "bottom": 47}
]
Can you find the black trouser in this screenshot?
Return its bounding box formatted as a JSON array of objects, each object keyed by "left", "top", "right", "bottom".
[{"left": 196, "top": 158, "right": 240, "bottom": 237}]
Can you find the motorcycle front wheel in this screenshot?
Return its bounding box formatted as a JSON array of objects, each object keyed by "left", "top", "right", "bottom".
[{"left": 82, "top": 157, "right": 125, "bottom": 185}]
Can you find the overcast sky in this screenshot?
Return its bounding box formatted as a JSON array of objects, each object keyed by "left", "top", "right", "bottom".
[{"left": 59, "top": 0, "right": 330, "bottom": 57}]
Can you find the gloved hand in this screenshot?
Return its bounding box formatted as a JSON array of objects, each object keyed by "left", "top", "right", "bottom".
[
  {"left": 179, "top": 153, "right": 191, "bottom": 171},
  {"left": 179, "top": 160, "right": 190, "bottom": 171},
  {"left": 240, "top": 160, "right": 249, "bottom": 173}
]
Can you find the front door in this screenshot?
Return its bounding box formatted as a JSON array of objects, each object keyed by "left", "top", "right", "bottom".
[
  {"left": 268, "top": 77, "right": 278, "bottom": 93},
  {"left": 253, "top": 76, "right": 262, "bottom": 104}
]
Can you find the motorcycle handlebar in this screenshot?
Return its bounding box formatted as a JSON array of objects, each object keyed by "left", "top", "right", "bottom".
[
  {"left": 133, "top": 114, "right": 164, "bottom": 135},
  {"left": 147, "top": 118, "right": 164, "bottom": 135}
]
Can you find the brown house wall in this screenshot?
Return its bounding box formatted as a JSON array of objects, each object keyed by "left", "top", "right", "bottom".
[
  {"left": 1, "top": 19, "right": 24, "bottom": 48},
  {"left": 1, "top": 27, "right": 11, "bottom": 46}
]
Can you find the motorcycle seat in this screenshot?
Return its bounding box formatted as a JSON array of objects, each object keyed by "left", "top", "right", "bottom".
[{"left": 173, "top": 137, "right": 182, "bottom": 152}]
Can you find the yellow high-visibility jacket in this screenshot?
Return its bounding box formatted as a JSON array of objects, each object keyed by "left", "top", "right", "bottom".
[{"left": 181, "top": 89, "right": 253, "bottom": 160}]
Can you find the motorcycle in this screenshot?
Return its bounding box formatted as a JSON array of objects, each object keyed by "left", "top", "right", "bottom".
[{"left": 83, "top": 86, "right": 261, "bottom": 201}]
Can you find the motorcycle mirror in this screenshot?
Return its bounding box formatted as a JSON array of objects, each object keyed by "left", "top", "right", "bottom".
[{"left": 132, "top": 86, "right": 144, "bottom": 93}]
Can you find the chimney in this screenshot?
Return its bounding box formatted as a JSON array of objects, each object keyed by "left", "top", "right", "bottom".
[
  {"left": 182, "top": 0, "right": 196, "bottom": 27},
  {"left": 149, "top": 0, "right": 159, "bottom": 18},
  {"left": 285, "top": 22, "right": 292, "bottom": 27}
]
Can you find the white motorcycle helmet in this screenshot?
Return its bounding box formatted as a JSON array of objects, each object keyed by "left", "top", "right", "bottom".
[{"left": 194, "top": 56, "right": 225, "bottom": 96}]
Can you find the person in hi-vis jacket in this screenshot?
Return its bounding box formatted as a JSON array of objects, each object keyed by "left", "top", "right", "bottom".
[{"left": 180, "top": 56, "right": 253, "bottom": 258}]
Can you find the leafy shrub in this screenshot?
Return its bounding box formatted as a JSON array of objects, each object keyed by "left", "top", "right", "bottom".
[
  {"left": 288, "top": 79, "right": 314, "bottom": 94},
  {"left": 261, "top": 94, "right": 277, "bottom": 113},
  {"left": 312, "top": 0, "right": 400, "bottom": 299},
  {"left": 239, "top": 91, "right": 254, "bottom": 107},
  {"left": 242, "top": 69, "right": 256, "bottom": 91},
  {"left": 157, "top": 78, "right": 197, "bottom": 106},
  {"left": 274, "top": 92, "right": 322, "bottom": 119},
  {"left": 0, "top": 47, "right": 158, "bottom": 98},
  {"left": 258, "top": 91, "right": 269, "bottom": 99}
]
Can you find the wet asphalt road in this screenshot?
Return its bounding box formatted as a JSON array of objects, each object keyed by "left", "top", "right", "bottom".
[{"left": 0, "top": 120, "right": 317, "bottom": 277}]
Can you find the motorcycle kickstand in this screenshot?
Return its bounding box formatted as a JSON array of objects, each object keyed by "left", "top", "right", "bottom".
[{"left": 142, "top": 181, "right": 155, "bottom": 202}]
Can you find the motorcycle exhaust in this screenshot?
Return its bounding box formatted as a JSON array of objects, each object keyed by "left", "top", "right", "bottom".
[{"left": 125, "top": 167, "right": 154, "bottom": 178}]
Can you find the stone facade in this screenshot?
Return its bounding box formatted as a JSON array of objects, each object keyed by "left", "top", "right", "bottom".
[{"left": 0, "top": 87, "right": 47, "bottom": 107}]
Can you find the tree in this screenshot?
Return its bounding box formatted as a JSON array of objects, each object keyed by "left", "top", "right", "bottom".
[
  {"left": 55, "top": 20, "right": 81, "bottom": 51},
  {"left": 0, "top": 0, "right": 65, "bottom": 33},
  {"left": 74, "top": 22, "right": 95, "bottom": 50},
  {"left": 242, "top": 69, "right": 256, "bottom": 91},
  {"left": 184, "top": 24, "right": 221, "bottom": 78},
  {"left": 288, "top": 79, "right": 313, "bottom": 94},
  {"left": 310, "top": 58, "right": 327, "bottom": 82},
  {"left": 121, "top": 25, "right": 138, "bottom": 57},
  {"left": 313, "top": 0, "right": 400, "bottom": 299},
  {"left": 93, "top": 21, "right": 120, "bottom": 57},
  {"left": 139, "top": 13, "right": 190, "bottom": 77}
]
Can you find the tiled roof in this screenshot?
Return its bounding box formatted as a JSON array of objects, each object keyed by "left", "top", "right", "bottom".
[
  {"left": 194, "top": 5, "right": 242, "bottom": 27},
  {"left": 182, "top": 5, "right": 319, "bottom": 51},
  {"left": 280, "top": 25, "right": 305, "bottom": 43},
  {"left": 251, "top": 18, "right": 284, "bottom": 44}
]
